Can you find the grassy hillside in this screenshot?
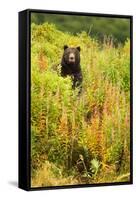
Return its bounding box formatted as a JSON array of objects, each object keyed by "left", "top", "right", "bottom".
[
  {"left": 31, "top": 23, "right": 130, "bottom": 187},
  {"left": 31, "top": 13, "right": 130, "bottom": 44}
]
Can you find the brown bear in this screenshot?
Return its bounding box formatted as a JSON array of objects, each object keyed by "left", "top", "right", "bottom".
[{"left": 61, "top": 45, "right": 83, "bottom": 91}]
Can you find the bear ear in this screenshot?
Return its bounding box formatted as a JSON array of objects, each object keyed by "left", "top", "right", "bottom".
[
  {"left": 77, "top": 46, "right": 81, "bottom": 52},
  {"left": 64, "top": 45, "right": 68, "bottom": 50}
]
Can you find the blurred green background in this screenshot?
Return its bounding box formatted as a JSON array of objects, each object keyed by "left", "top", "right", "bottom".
[{"left": 31, "top": 13, "right": 130, "bottom": 44}]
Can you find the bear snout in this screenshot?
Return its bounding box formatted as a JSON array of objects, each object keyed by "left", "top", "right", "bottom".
[{"left": 69, "top": 53, "right": 75, "bottom": 63}]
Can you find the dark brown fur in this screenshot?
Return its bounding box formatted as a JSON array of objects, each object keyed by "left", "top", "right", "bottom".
[{"left": 61, "top": 45, "right": 83, "bottom": 90}]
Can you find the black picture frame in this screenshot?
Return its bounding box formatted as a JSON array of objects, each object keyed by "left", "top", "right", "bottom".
[{"left": 19, "top": 9, "right": 133, "bottom": 191}]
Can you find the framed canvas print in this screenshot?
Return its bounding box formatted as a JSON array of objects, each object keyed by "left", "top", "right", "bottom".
[{"left": 19, "top": 9, "right": 133, "bottom": 191}]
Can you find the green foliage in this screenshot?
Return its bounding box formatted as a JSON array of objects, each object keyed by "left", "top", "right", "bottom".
[
  {"left": 31, "top": 13, "right": 130, "bottom": 44},
  {"left": 31, "top": 23, "right": 130, "bottom": 187},
  {"left": 90, "top": 159, "right": 101, "bottom": 176}
]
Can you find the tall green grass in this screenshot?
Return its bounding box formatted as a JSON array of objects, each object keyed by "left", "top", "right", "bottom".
[{"left": 31, "top": 23, "right": 130, "bottom": 187}]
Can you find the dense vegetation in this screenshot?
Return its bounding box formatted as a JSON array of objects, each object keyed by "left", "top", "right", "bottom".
[
  {"left": 31, "top": 13, "right": 130, "bottom": 44},
  {"left": 31, "top": 23, "right": 130, "bottom": 187}
]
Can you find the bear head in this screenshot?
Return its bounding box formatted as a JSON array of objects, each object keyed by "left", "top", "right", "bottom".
[{"left": 62, "top": 45, "right": 81, "bottom": 67}]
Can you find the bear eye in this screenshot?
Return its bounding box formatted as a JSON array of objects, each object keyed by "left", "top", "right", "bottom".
[{"left": 64, "top": 52, "right": 70, "bottom": 56}]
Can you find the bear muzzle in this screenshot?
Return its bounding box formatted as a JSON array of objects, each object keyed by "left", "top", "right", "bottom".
[{"left": 68, "top": 53, "right": 75, "bottom": 64}]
